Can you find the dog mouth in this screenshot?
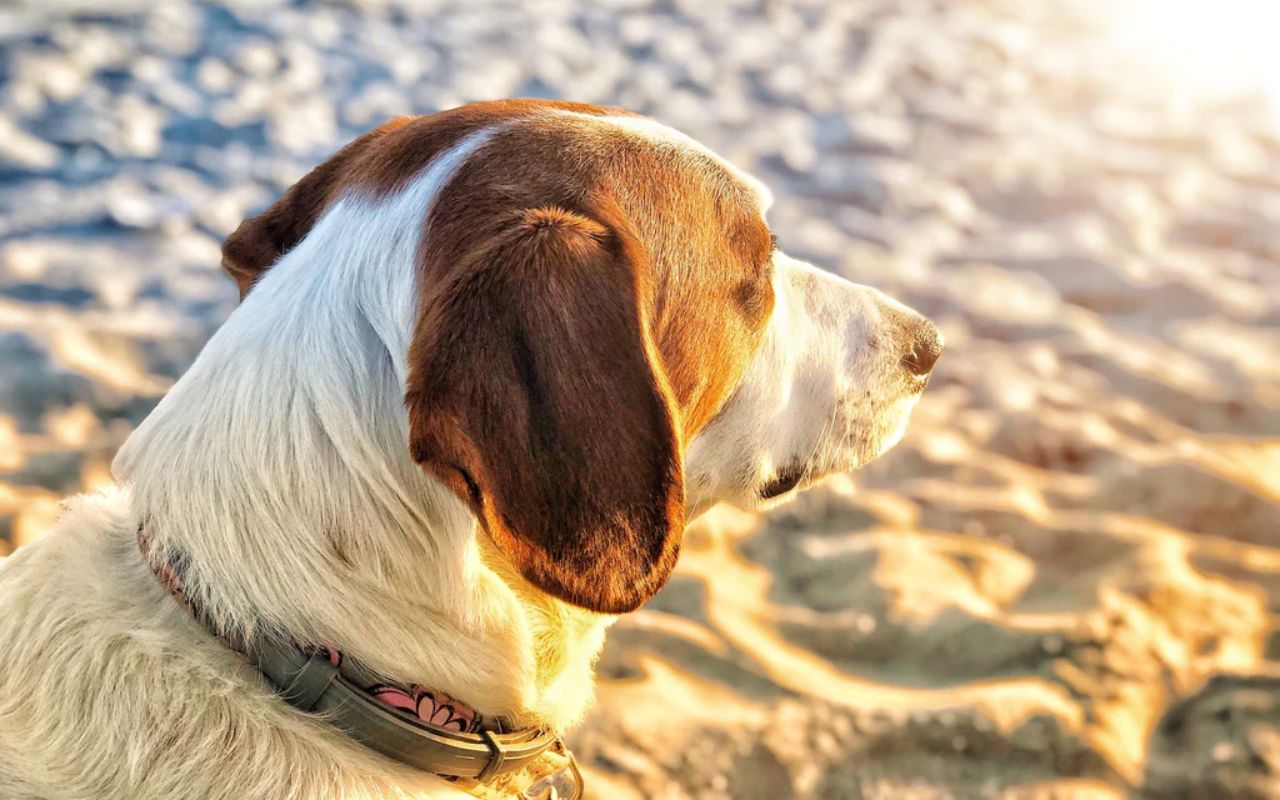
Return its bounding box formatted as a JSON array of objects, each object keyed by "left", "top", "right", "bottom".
[
  {"left": 753, "top": 376, "right": 930, "bottom": 503},
  {"left": 758, "top": 463, "right": 809, "bottom": 500},
  {"left": 906, "top": 370, "right": 932, "bottom": 394}
]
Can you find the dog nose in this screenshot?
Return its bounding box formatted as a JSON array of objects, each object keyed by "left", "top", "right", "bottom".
[{"left": 901, "top": 319, "right": 943, "bottom": 376}]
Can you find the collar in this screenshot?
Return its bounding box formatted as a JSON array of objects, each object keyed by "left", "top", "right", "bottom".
[{"left": 137, "top": 527, "right": 582, "bottom": 797}]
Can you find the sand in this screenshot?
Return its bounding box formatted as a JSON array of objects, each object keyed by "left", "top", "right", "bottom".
[{"left": 1, "top": 0, "right": 1277, "bottom": 797}]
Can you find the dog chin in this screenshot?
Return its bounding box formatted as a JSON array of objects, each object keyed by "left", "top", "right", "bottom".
[
  {"left": 751, "top": 397, "right": 921, "bottom": 507},
  {"left": 871, "top": 394, "right": 920, "bottom": 457}
]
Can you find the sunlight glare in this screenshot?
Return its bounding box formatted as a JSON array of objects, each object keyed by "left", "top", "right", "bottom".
[{"left": 1106, "top": 0, "right": 1280, "bottom": 124}]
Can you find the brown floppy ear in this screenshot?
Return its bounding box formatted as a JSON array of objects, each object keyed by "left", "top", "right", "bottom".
[
  {"left": 406, "top": 205, "right": 684, "bottom": 614},
  {"left": 220, "top": 117, "right": 414, "bottom": 298}
]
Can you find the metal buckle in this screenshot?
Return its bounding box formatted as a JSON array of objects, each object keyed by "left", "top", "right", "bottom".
[
  {"left": 518, "top": 740, "right": 584, "bottom": 800},
  {"left": 476, "top": 729, "right": 507, "bottom": 782}
]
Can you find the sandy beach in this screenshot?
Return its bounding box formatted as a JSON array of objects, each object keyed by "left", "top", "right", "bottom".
[{"left": 1, "top": 0, "right": 1278, "bottom": 797}]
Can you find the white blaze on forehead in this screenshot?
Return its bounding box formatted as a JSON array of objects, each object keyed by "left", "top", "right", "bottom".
[
  {"left": 562, "top": 112, "right": 774, "bottom": 214},
  {"left": 219, "top": 127, "right": 500, "bottom": 390}
]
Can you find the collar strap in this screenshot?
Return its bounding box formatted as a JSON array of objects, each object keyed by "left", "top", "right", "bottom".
[
  {"left": 244, "top": 634, "right": 559, "bottom": 781},
  {"left": 136, "top": 527, "right": 561, "bottom": 784}
]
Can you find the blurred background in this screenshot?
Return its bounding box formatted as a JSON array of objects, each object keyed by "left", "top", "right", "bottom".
[{"left": 1, "top": 0, "right": 1278, "bottom": 797}]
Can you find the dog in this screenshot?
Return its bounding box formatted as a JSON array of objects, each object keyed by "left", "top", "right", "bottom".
[{"left": 0, "top": 100, "right": 941, "bottom": 799}]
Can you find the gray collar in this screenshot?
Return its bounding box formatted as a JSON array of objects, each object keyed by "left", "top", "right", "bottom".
[
  {"left": 137, "top": 527, "right": 579, "bottom": 791},
  {"left": 245, "top": 634, "right": 562, "bottom": 781}
]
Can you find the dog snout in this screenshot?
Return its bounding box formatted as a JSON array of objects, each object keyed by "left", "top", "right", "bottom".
[{"left": 901, "top": 318, "right": 943, "bottom": 376}]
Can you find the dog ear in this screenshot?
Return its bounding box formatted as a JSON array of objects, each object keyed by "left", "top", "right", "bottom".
[
  {"left": 220, "top": 117, "right": 414, "bottom": 299},
  {"left": 406, "top": 204, "right": 684, "bottom": 614}
]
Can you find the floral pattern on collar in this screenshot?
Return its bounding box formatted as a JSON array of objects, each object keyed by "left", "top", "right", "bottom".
[{"left": 306, "top": 645, "right": 480, "bottom": 733}]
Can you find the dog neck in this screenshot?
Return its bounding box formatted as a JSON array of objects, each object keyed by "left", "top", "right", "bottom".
[{"left": 113, "top": 168, "right": 611, "bottom": 735}]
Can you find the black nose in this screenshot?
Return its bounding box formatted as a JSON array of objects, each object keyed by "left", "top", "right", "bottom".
[{"left": 902, "top": 320, "right": 943, "bottom": 376}]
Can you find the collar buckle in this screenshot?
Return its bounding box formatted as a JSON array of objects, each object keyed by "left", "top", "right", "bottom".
[{"left": 517, "top": 742, "right": 584, "bottom": 800}]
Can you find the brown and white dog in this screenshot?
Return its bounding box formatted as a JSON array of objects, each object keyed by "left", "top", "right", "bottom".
[{"left": 0, "top": 100, "right": 941, "bottom": 799}]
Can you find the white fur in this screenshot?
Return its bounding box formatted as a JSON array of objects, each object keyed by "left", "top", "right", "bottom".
[
  {"left": 0, "top": 128, "right": 595, "bottom": 799},
  {"left": 0, "top": 116, "right": 934, "bottom": 799}
]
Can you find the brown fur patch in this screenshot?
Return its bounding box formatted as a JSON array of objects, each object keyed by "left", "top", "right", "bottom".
[{"left": 220, "top": 101, "right": 632, "bottom": 297}]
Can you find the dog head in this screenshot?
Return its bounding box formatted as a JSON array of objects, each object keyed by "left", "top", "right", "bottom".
[{"left": 221, "top": 100, "right": 941, "bottom": 615}]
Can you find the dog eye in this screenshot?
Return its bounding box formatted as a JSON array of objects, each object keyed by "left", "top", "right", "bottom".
[{"left": 769, "top": 233, "right": 780, "bottom": 253}]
